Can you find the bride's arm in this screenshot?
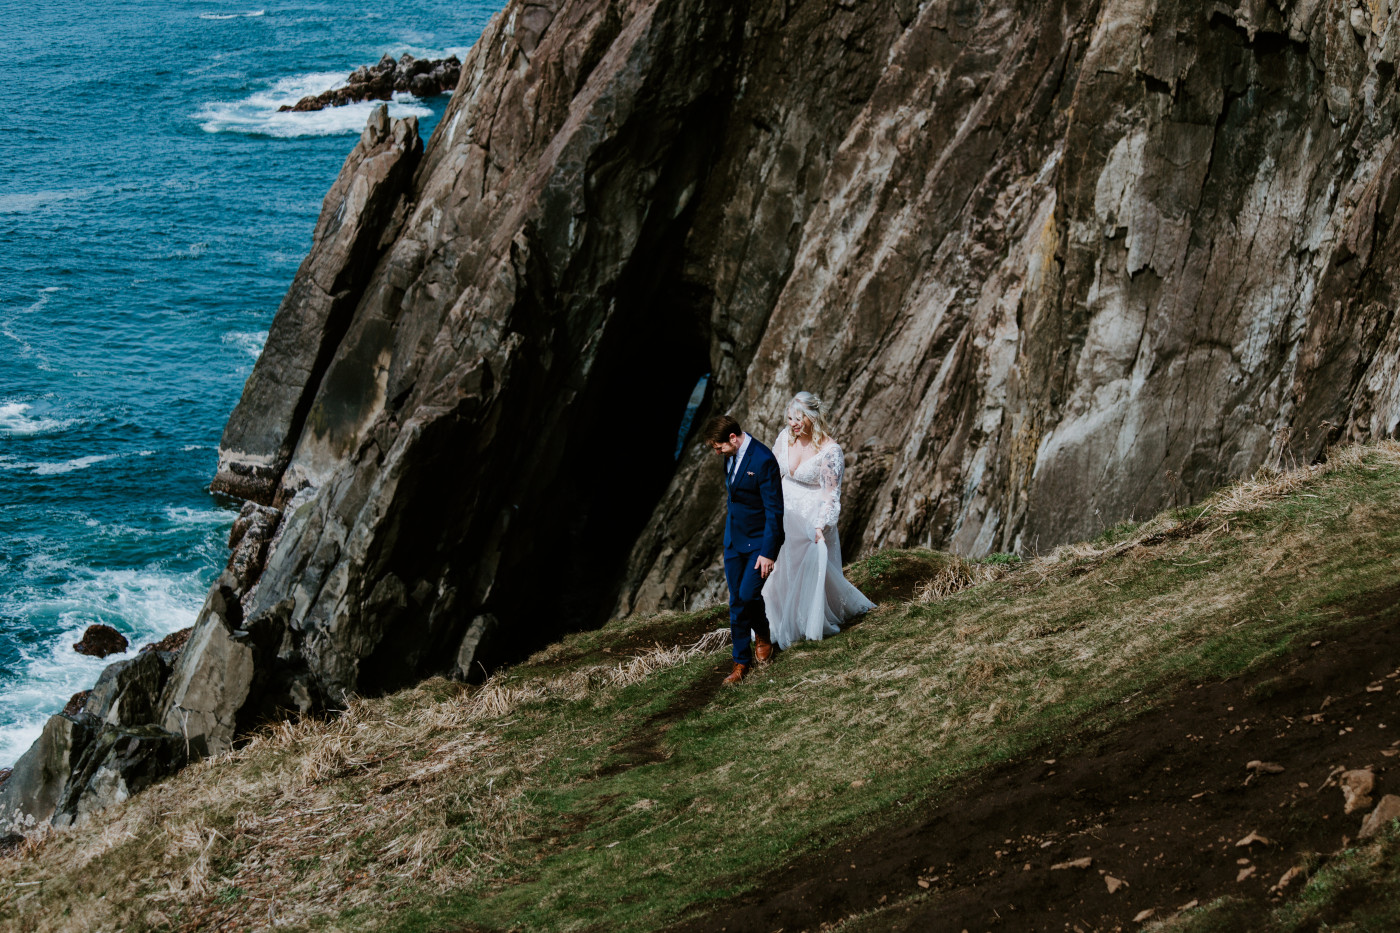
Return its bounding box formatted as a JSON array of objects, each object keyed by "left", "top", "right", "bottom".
[{"left": 816, "top": 443, "right": 845, "bottom": 540}]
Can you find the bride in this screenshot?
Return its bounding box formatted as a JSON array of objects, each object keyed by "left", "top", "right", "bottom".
[{"left": 762, "top": 391, "right": 875, "bottom": 649}]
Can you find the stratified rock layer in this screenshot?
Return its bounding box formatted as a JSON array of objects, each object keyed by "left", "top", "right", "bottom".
[{"left": 13, "top": 0, "right": 1400, "bottom": 826}]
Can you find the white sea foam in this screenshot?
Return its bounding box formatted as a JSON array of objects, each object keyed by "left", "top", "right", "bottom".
[
  {"left": 0, "top": 562, "right": 210, "bottom": 767},
  {"left": 164, "top": 506, "right": 236, "bottom": 526},
  {"left": 196, "top": 72, "right": 432, "bottom": 138},
  {"left": 198, "top": 9, "right": 265, "bottom": 19},
  {"left": 0, "top": 402, "right": 75, "bottom": 437},
  {"left": 385, "top": 44, "right": 472, "bottom": 61},
  {"left": 0, "top": 190, "right": 90, "bottom": 214},
  {"left": 222, "top": 330, "right": 267, "bottom": 359},
  {"left": 30, "top": 454, "right": 119, "bottom": 476}
]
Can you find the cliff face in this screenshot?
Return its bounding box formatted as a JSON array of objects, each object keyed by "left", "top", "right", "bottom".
[{"left": 8, "top": 0, "right": 1400, "bottom": 826}]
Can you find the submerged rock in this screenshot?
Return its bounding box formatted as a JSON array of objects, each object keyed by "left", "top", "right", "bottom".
[
  {"left": 276, "top": 54, "right": 461, "bottom": 112},
  {"left": 72, "top": 624, "right": 128, "bottom": 658}
]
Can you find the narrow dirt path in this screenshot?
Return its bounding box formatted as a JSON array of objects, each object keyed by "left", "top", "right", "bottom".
[{"left": 673, "top": 587, "right": 1400, "bottom": 932}]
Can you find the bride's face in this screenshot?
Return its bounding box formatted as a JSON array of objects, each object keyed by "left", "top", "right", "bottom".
[{"left": 788, "top": 412, "right": 811, "bottom": 439}]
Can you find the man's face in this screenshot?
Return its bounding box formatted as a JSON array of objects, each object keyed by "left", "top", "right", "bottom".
[{"left": 710, "top": 433, "right": 742, "bottom": 458}]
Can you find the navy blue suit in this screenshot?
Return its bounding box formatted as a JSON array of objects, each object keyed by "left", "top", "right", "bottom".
[{"left": 722, "top": 436, "right": 784, "bottom": 665}]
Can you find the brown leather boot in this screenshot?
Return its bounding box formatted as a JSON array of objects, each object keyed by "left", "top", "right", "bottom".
[
  {"left": 754, "top": 637, "right": 775, "bottom": 664},
  {"left": 723, "top": 662, "right": 749, "bottom": 685}
]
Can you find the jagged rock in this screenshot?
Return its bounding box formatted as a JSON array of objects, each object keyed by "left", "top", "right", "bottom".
[
  {"left": 72, "top": 624, "right": 128, "bottom": 658},
  {"left": 84, "top": 650, "right": 176, "bottom": 728},
  {"left": 1359, "top": 794, "right": 1400, "bottom": 838},
  {"left": 29, "top": 0, "right": 1400, "bottom": 827},
  {"left": 211, "top": 105, "right": 422, "bottom": 504},
  {"left": 450, "top": 614, "right": 499, "bottom": 682},
  {"left": 210, "top": 0, "right": 1400, "bottom": 715},
  {"left": 50, "top": 726, "right": 187, "bottom": 828},
  {"left": 276, "top": 54, "right": 461, "bottom": 112},
  {"left": 157, "top": 584, "right": 311, "bottom": 758},
  {"left": 0, "top": 714, "right": 93, "bottom": 830},
  {"left": 62, "top": 690, "right": 90, "bottom": 717},
  {"left": 140, "top": 626, "right": 192, "bottom": 654},
  {"left": 157, "top": 591, "right": 258, "bottom": 758},
  {"left": 227, "top": 501, "right": 281, "bottom": 590}
]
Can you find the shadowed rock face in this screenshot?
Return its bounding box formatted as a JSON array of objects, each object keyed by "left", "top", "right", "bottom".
[{"left": 13, "top": 0, "right": 1400, "bottom": 824}]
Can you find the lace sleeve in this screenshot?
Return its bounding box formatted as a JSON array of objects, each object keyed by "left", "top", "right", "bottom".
[{"left": 816, "top": 443, "right": 844, "bottom": 530}]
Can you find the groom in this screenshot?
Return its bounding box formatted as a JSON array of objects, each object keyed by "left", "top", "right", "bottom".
[{"left": 703, "top": 414, "right": 784, "bottom": 684}]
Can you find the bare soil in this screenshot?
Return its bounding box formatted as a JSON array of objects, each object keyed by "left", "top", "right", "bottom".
[{"left": 674, "top": 587, "right": 1400, "bottom": 932}]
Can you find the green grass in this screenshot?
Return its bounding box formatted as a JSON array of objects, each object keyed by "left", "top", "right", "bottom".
[{"left": 4, "top": 446, "right": 1400, "bottom": 932}]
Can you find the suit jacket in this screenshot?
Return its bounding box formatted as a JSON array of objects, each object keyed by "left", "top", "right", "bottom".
[{"left": 724, "top": 437, "right": 784, "bottom": 560}]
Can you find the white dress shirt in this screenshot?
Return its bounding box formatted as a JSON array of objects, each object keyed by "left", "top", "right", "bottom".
[{"left": 728, "top": 432, "right": 751, "bottom": 484}]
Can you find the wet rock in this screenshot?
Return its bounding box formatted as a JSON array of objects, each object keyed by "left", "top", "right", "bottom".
[
  {"left": 1359, "top": 794, "right": 1400, "bottom": 838},
  {"left": 276, "top": 54, "right": 461, "bottom": 112},
  {"left": 1342, "top": 769, "right": 1376, "bottom": 814},
  {"left": 72, "top": 624, "right": 128, "bottom": 658},
  {"left": 141, "top": 627, "right": 192, "bottom": 654},
  {"left": 62, "top": 690, "right": 90, "bottom": 718}
]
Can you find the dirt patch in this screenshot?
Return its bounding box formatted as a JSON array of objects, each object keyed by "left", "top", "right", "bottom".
[
  {"left": 598, "top": 665, "right": 727, "bottom": 777},
  {"left": 847, "top": 550, "right": 954, "bottom": 604},
  {"left": 673, "top": 586, "right": 1400, "bottom": 932}
]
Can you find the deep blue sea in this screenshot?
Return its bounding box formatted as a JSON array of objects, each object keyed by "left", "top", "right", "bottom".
[{"left": 0, "top": 0, "right": 501, "bottom": 766}]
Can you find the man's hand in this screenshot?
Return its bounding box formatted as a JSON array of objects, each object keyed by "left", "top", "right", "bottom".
[{"left": 755, "top": 555, "right": 775, "bottom": 579}]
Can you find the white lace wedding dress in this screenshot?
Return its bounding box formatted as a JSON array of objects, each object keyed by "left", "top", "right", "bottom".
[{"left": 762, "top": 432, "right": 875, "bottom": 649}]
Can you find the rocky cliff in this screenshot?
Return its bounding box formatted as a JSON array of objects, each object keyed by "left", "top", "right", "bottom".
[{"left": 8, "top": 0, "right": 1400, "bottom": 828}]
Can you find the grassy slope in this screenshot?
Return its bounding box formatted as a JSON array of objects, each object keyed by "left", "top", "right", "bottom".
[{"left": 3, "top": 444, "right": 1400, "bottom": 931}]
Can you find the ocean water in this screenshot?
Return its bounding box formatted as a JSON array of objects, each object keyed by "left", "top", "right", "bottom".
[{"left": 0, "top": 0, "right": 501, "bottom": 767}]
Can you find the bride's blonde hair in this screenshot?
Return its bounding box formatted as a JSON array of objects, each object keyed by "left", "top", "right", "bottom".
[{"left": 787, "top": 391, "right": 833, "bottom": 444}]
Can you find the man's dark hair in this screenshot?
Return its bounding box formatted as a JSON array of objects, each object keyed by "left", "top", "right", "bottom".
[{"left": 702, "top": 414, "right": 742, "bottom": 445}]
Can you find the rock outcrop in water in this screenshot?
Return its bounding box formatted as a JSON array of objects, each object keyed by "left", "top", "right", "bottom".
[
  {"left": 277, "top": 54, "right": 462, "bottom": 113},
  {"left": 11, "top": 0, "right": 1400, "bottom": 828},
  {"left": 72, "top": 624, "right": 128, "bottom": 659}
]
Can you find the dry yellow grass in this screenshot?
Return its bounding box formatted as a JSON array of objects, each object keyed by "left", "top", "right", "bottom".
[
  {"left": 0, "top": 629, "right": 734, "bottom": 932},
  {"left": 1, "top": 442, "right": 1398, "bottom": 933}
]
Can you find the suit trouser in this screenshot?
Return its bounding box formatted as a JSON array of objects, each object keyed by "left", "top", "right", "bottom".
[{"left": 724, "top": 552, "right": 771, "bottom": 666}]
